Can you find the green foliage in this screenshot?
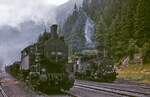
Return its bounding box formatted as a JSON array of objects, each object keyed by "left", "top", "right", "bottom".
[
  {"left": 94, "top": 0, "right": 150, "bottom": 63},
  {"left": 61, "top": 8, "right": 87, "bottom": 54}
]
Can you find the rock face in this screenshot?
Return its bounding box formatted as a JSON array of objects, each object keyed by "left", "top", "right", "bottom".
[
  {"left": 57, "top": 0, "right": 99, "bottom": 53},
  {"left": 84, "top": 17, "right": 95, "bottom": 48},
  {"left": 56, "top": 0, "right": 83, "bottom": 29}
]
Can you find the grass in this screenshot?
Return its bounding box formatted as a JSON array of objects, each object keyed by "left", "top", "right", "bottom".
[{"left": 117, "top": 64, "right": 150, "bottom": 84}]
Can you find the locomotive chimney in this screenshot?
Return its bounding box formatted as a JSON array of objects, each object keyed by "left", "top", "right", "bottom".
[{"left": 51, "top": 24, "right": 58, "bottom": 39}]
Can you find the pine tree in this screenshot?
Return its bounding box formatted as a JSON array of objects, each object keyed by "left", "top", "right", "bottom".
[{"left": 134, "top": 0, "right": 150, "bottom": 63}]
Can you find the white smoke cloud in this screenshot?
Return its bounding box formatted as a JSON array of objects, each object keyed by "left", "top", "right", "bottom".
[
  {"left": 0, "top": 0, "right": 69, "bottom": 26},
  {"left": 0, "top": 0, "right": 69, "bottom": 66}
]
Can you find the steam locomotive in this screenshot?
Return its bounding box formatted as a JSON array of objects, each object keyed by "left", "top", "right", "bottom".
[
  {"left": 21, "top": 25, "right": 74, "bottom": 94},
  {"left": 72, "top": 50, "right": 117, "bottom": 82}
]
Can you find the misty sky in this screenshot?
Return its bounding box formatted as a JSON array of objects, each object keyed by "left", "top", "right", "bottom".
[
  {"left": 0, "top": 0, "right": 69, "bottom": 26},
  {"left": 0, "top": 0, "right": 69, "bottom": 66}
]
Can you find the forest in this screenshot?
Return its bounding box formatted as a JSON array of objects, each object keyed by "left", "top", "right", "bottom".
[
  {"left": 61, "top": 0, "right": 150, "bottom": 64},
  {"left": 90, "top": 0, "right": 150, "bottom": 64}
]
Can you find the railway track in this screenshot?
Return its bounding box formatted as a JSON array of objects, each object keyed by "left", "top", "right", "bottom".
[
  {"left": 0, "top": 86, "right": 8, "bottom": 97},
  {"left": 78, "top": 80, "right": 150, "bottom": 90},
  {"left": 73, "top": 81, "right": 150, "bottom": 97}
]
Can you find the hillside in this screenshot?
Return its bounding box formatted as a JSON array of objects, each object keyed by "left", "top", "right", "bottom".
[
  {"left": 118, "top": 64, "right": 150, "bottom": 84},
  {"left": 57, "top": 0, "right": 150, "bottom": 64},
  {"left": 56, "top": 0, "right": 83, "bottom": 28},
  {"left": 57, "top": 0, "right": 98, "bottom": 53},
  {"left": 94, "top": 0, "right": 150, "bottom": 64}
]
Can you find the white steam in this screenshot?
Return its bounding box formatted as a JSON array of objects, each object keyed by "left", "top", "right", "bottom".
[{"left": 0, "top": 0, "right": 69, "bottom": 67}]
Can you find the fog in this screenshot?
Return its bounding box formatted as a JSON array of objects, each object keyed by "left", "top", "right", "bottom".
[{"left": 0, "top": 0, "right": 69, "bottom": 67}]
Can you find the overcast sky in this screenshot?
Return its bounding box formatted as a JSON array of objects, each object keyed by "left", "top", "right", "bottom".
[
  {"left": 0, "top": 0, "right": 69, "bottom": 26},
  {"left": 0, "top": 0, "right": 70, "bottom": 66}
]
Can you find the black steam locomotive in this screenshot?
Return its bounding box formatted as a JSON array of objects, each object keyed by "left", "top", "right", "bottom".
[
  {"left": 21, "top": 25, "right": 74, "bottom": 94},
  {"left": 72, "top": 50, "right": 117, "bottom": 82}
]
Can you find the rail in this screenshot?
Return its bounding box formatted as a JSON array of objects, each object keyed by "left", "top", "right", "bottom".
[
  {"left": 0, "top": 85, "right": 8, "bottom": 97},
  {"left": 74, "top": 82, "right": 150, "bottom": 97}
]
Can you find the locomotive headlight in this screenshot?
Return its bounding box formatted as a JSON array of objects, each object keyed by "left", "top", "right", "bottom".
[
  {"left": 57, "top": 52, "right": 63, "bottom": 55},
  {"left": 41, "top": 68, "right": 46, "bottom": 72},
  {"left": 51, "top": 51, "right": 62, "bottom": 55},
  {"left": 51, "top": 52, "right": 56, "bottom": 55}
]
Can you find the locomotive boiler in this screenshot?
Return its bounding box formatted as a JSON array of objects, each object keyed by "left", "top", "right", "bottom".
[{"left": 22, "top": 25, "right": 74, "bottom": 94}]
